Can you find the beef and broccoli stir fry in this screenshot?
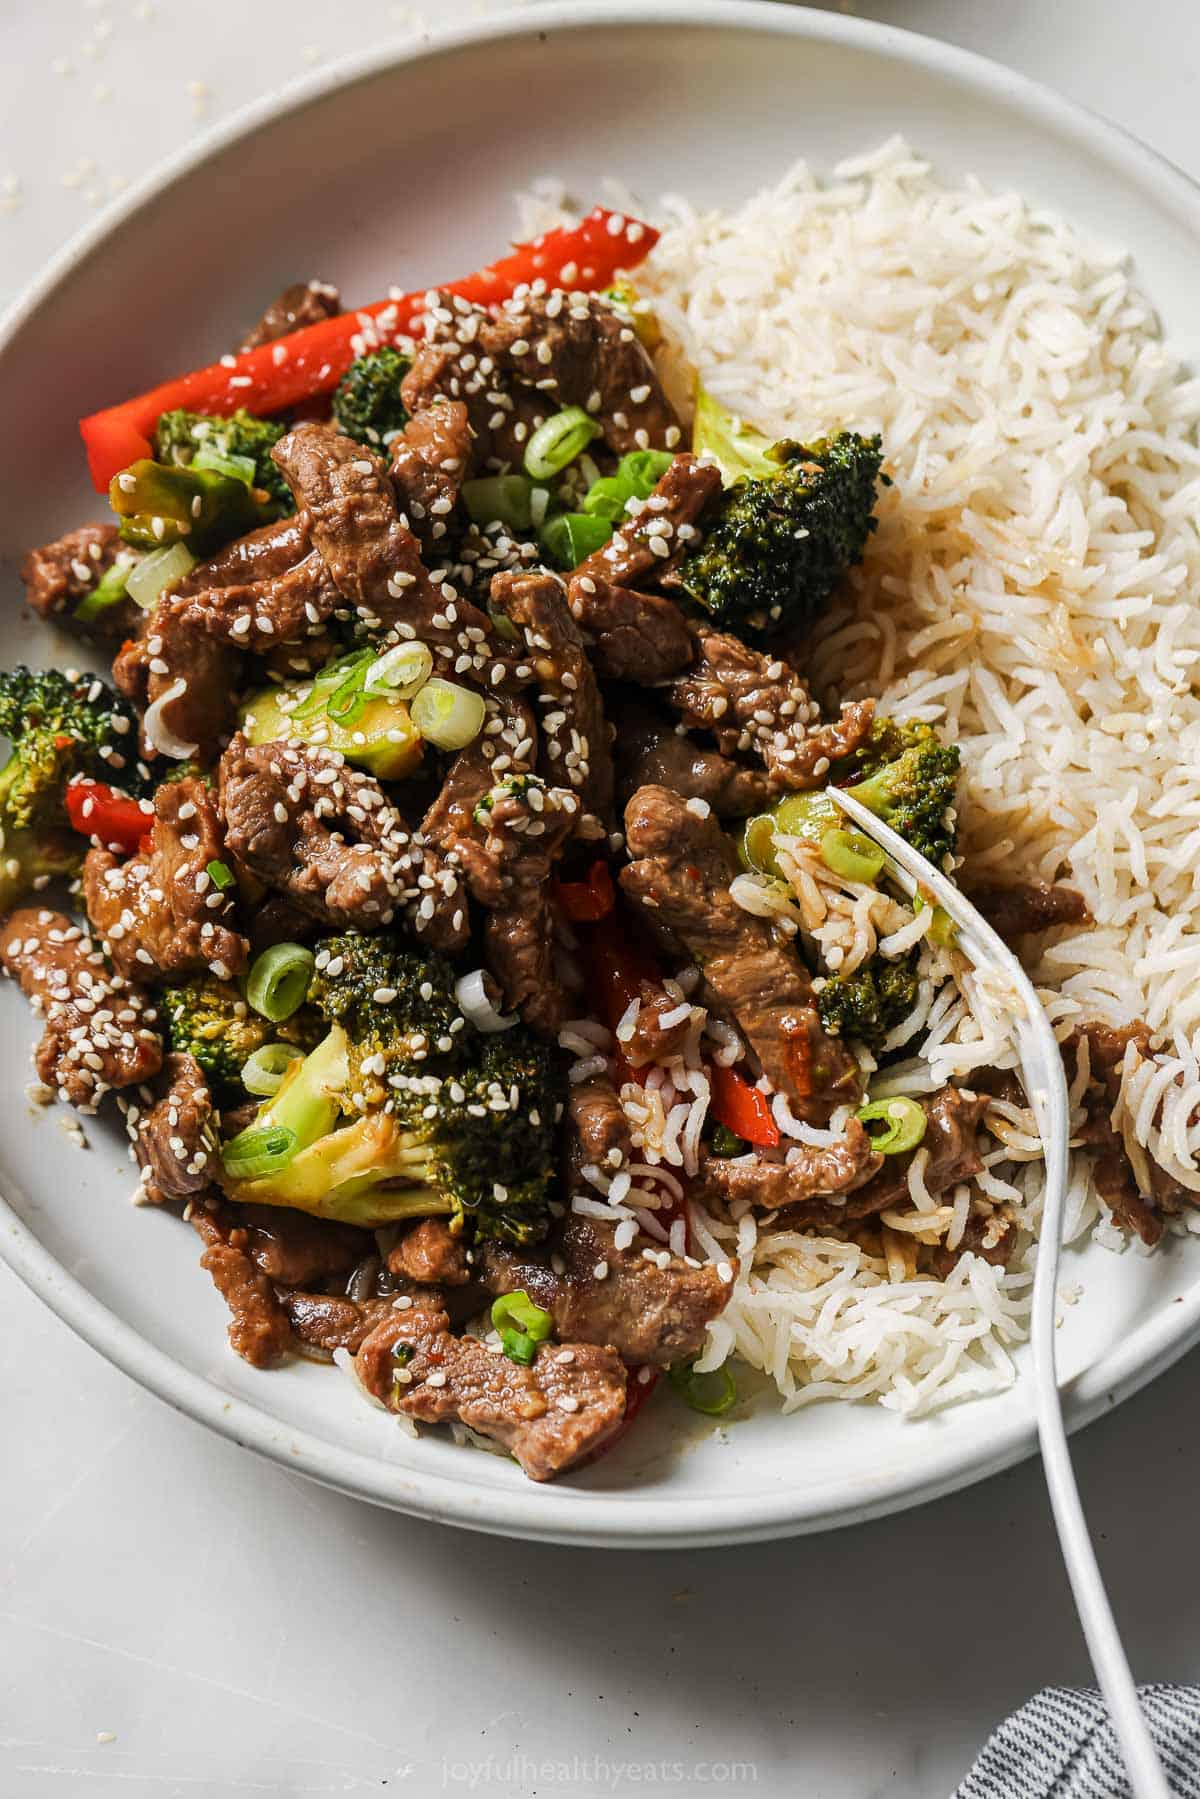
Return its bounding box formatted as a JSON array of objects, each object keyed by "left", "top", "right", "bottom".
[{"left": 4, "top": 209, "right": 1160, "bottom": 1481}]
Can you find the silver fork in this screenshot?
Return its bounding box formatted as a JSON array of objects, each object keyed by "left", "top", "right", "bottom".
[{"left": 829, "top": 784, "right": 1169, "bottom": 1798}]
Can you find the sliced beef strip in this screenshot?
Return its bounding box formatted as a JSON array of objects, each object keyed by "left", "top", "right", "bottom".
[
  {"left": 489, "top": 568, "right": 614, "bottom": 825},
  {"left": 1087, "top": 1144, "right": 1167, "bottom": 1248},
  {"left": 419, "top": 734, "right": 505, "bottom": 906},
  {"left": 284, "top": 1291, "right": 398, "bottom": 1356},
  {"left": 238, "top": 1204, "right": 370, "bottom": 1288},
  {"left": 1069, "top": 1021, "right": 1150, "bottom": 1101},
  {"left": 0, "top": 907, "right": 161, "bottom": 1110},
  {"left": 115, "top": 517, "right": 330, "bottom": 748},
  {"left": 219, "top": 734, "right": 468, "bottom": 950},
  {"left": 131, "top": 1053, "right": 217, "bottom": 1204},
  {"left": 1065, "top": 1022, "right": 1173, "bottom": 1245},
  {"left": 566, "top": 456, "right": 720, "bottom": 682},
  {"left": 584, "top": 455, "right": 721, "bottom": 590},
  {"left": 824, "top": 1087, "right": 992, "bottom": 1223},
  {"left": 483, "top": 819, "right": 577, "bottom": 1036},
  {"left": 478, "top": 1215, "right": 733, "bottom": 1369},
  {"left": 112, "top": 594, "right": 239, "bottom": 766},
  {"left": 612, "top": 696, "right": 774, "bottom": 818},
  {"left": 669, "top": 626, "right": 876, "bottom": 790},
  {"left": 930, "top": 1205, "right": 1018, "bottom": 1276},
  {"left": 387, "top": 1217, "right": 471, "bottom": 1287},
  {"left": 399, "top": 336, "right": 546, "bottom": 472},
  {"left": 190, "top": 1198, "right": 293, "bottom": 1367},
  {"left": 620, "top": 991, "right": 698, "bottom": 1067},
  {"left": 248, "top": 893, "right": 317, "bottom": 953},
  {"left": 968, "top": 880, "right": 1091, "bottom": 943},
  {"left": 175, "top": 515, "right": 312, "bottom": 594},
  {"left": 238, "top": 279, "right": 341, "bottom": 352},
  {"left": 475, "top": 290, "right": 679, "bottom": 455},
  {"left": 388, "top": 400, "right": 473, "bottom": 557},
  {"left": 171, "top": 513, "right": 341, "bottom": 654},
  {"left": 83, "top": 773, "right": 247, "bottom": 983},
  {"left": 569, "top": 1075, "right": 635, "bottom": 1171},
  {"left": 567, "top": 576, "right": 694, "bottom": 684},
  {"left": 271, "top": 424, "right": 505, "bottom": 675},
  {"left": 621, "top": 784, "right": 861, "bottom": 1123},
  {"left": 692, "top": 1120, "right": 882, "bottom": 1211},
  {"left": 355, "top": 1303, "right": 628, "bottom": 1481},
  {"left": 20, "top": 523, "right": 140, "bottom": 643},
  {"left": 420, "top": 701, "right": 580, "bottom": 1032}
]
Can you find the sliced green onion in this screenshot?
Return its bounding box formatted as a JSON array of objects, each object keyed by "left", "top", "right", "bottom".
[
  {"left": 739, "top": 813, "right": 780, "bottom": 878},
  {"left": 205, "top": 857, "right": 235, "bottom": 891},
  {"left": 461, "top": 474, "right": 534, "bottom": 531},
  {"left": 325, "top": 658, "right": 372, "bottom": 724},
  {"left": 669, "top": 1359, "right": 738, "bottom": 1417},
  {"left": 193, "top": 444, "right": 258, "bottom": 485},
  {"left": 125, "top": 541, "right": 196, "bottom": 612},
  {"left": 620, "top": 448, "right": 674, "bottom": 496},
  {"left": 820, "top": 827, "right": 886, "bottom": 885},
  {"left": 492, "top": 1290, "right": 553, "bottom": 1363},
  {"left": 710, "top": 1124, "right": 749, "bottom": 1158},
  {"left": 500, "top": 1327, "right": 538, "bottom": 1366},
  {"left": 528, "top": 484, "right": 552, "bottom": 530},
  {"left": 913, "top": 892, "right": 958, "bottom": 949},
  {"left": 363, "top": 641, "right": 433, "bottom": 701},
  {"left": 246, "top": 942, "right": 315, "bottom": 1023},
  {"left": 491, "top": 1290, "right": 553, "bottom": 1341},
  {"left": 581, "top": 476, "right": 629, "bottom": 524},
  {"left": 221, "top": 1121, "right": 298, "bottom": 1180},
  {"left": 524, "top": 405, "right": 600, "bottom": 481},
  {"left": 288, "top": 650, "right": 372, "bottom": 723},
  {"left": 74, "top": 554, "right": 135, "bottom": 624},
  {"left": 411, "top": 678, "right": 486, "bottom": 751},
  {"left": 856, "top": 1096, "right": 928, "bottom": 1156},
  {"left": 539, "top": 511, "right": 613, "bottom": 571},
  {"left": 241, "top": 1042, "right": 305, "bottom": 1098}
]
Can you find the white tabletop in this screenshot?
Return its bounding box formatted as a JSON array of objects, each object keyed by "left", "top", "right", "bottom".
[{"left": 3, "top": 4, "right": 1199, "bottom": 1795}]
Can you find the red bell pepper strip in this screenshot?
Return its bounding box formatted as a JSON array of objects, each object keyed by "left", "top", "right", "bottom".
[
  {"left": 708, "top": 1060, "right": 780, "bottom": 1149},
  {"left": 65, "top": 779, "right": 153, "bottom": 855},
  {"left": 588, "top": 912, "right": 662, "bottom": 1034},
  {"left": 79, "top": 207, "right": 660, "bottom": 491},
  {"left": 583, "top": 1363, "right": 662, "bottom": 1468},
  {"left": 553, "top": 859, "right": 615, "bottom": 924}
]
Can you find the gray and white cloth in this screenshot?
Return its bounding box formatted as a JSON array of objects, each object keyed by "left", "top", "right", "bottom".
[{"left": 956, "top": 1688, "right": 1200, "bottom": 1797}]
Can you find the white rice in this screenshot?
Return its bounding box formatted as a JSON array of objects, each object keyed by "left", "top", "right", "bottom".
[{"left": 530, "top": 138, "right": 1200, "bottom": 1417}]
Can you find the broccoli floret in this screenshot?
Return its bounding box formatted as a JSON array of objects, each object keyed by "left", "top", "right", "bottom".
[
  {"left": 218, "top": 934, "right": 563, "bottom": 1245},
  {"left": 677, "top": 390, "right": 884, "bottom": 642},
  {"left": 240, "top": 649, "right": 422, "bottom": 782},
  {"left": 154, "top": 408, "right": 292, "bottom": 517},
  {"left": 110, "top": 458, "right": 272, "bottom": 556},
  {"left": 848, "top": 732, "right": 961, "bottom": 871},
  {"left": 816, "top": 952, "right": 920, "bottom": 1053},
  {"left": 0, "top": 668, "right": 143, "bottom": 911},
  {"left": 331, "top": 349, "right": 411, "bottom": 449},
  {"left": 308, "top": 935, "right": 468, "bottom": 1094},
  {"left": 739, "top": 716, "right": 960, "bottom": 875},
  {"left": 160, "top": 975, "right": 321, "bottom": 1097},
  {"left": 385, "top": 1030, "right": 562, "bottom": 1245}
]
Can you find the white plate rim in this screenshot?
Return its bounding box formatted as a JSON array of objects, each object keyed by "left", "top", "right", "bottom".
[{"left": 3, "top": 0, "right": 1200, "bottom": 1548}]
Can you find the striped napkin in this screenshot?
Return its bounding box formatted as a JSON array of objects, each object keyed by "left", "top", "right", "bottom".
[{"left": 956, "top": 1687, "right": 1200, "bottom": 1796}]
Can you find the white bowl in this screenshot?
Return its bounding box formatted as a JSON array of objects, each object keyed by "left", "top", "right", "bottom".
[{"left": 3, "top": 0, "right": 1200, "bottom": 1548}]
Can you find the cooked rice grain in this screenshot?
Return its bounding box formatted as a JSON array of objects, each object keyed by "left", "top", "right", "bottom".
[{"left": 526, "top": 139, "right": 1200, "bottom": 1416}]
